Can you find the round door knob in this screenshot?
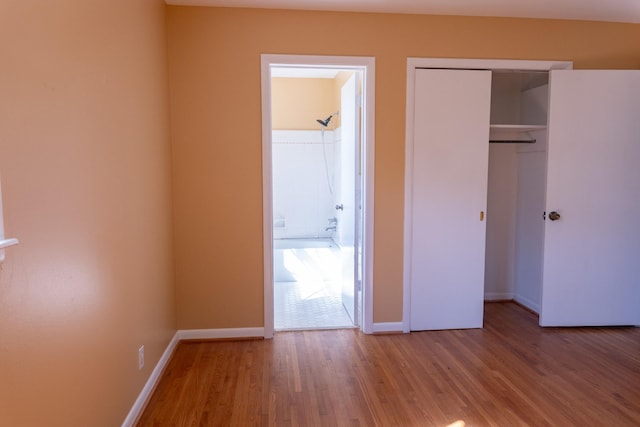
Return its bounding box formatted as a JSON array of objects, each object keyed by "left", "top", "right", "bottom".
[{"left": 549, "top": 211, "right": 561, "bottom": 221}]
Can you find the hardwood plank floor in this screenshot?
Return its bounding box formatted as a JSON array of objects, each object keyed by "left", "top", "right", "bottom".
[{"left": 137, "top": 302, "right": 640, "bottom": 426}]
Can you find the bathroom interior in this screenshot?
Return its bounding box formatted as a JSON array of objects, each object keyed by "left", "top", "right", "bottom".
[{"left": 271, "top": 67, "right": 363, "bottom": 330}]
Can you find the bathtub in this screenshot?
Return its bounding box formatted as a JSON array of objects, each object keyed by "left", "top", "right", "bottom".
[{"left": 273, "top": 238, "right": 337, "bottom": 250}]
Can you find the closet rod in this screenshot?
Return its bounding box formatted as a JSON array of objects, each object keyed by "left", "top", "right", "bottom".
[{"left": 489, "top": 139, "right": 536, "bottom": 144}]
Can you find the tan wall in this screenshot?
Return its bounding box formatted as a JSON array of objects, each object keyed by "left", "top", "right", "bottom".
[
  {"left": 272, "top": 77, "right": 337, "bottom": 130},
  {"left": 167, "top": 7, "right": 640, "bottom": 328},
  {"left": 272, "top": 72, "right": 356, "bottom": 130},
  {"left": 333, "top": 70, "right": 358, "bottom": 129},
  {"left": 0, "top": 0, "right": 175, "bottom": 425}
]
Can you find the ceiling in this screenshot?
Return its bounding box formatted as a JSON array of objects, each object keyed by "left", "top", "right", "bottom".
[{"left": 166, "top": 0, "right": 640, "bottom": 24}]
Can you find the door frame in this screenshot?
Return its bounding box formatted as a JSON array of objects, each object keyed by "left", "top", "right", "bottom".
[
  {"left": 402, "top": 58, "right": 572, "bottom": 333},
  {"left": 261, "top": 54, "right": 376, "bottom": 338}
]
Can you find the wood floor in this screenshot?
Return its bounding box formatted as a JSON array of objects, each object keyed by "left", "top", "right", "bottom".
[{"left": 137, "top": 302, "right": 640, "bottom": 426}]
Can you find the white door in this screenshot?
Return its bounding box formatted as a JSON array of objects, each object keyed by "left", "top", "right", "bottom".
[
  {"left": 409, "top": 69, "right": 491, "bottom": 330},
  {"left": 338, "top": 73, "right": 360, "bottom": 324},
  {"left": 540, "top": 70, "right": 640, "bottom": 326}
]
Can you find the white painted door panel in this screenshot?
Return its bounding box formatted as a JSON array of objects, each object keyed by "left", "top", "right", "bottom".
[
  {"left": 339, "top": 73, "right": 360, "bottom": 324},
  {"left": 541, "top": 70, "right": 640, "bottom": 326},
  {"left": 410, "top": 69, "right": 491, "bottom": 330}
]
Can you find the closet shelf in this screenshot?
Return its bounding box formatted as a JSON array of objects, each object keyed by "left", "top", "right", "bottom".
[
  {"left": 0, "top": 238, "right": 19, "bottom": 249},
  {"left": 490, "top": 124, "right": 546, "bottom": 132},
  {"left": 489, "top": 124, "right": 546, "bottom": 143}
]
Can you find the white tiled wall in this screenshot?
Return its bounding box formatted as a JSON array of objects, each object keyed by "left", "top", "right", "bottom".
[{"left": 272, "top": 130, "right": 338, "bottom": 239}]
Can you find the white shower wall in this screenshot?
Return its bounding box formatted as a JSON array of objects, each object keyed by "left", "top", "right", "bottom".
[{"left": 272, "top": 130, "right": 340, "bottom": 239}]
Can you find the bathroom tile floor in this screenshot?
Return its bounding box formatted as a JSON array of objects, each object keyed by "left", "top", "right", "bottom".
[
  {"left": 274, "top": 240, "right": 354, "bottom": 330},
  {"left": 274, "top": 280, "right": 353, "bottom": 330}
]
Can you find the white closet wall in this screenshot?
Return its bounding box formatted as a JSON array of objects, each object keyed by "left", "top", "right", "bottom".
[
  {"left": 484, "top": 144, "right": 518, "bottom": 300},
  {"left": 484, "top": 73, "right": 548, "bottom": 311},
  {"left": 272, "top": 130, "right": 336, "bottom": 239}
]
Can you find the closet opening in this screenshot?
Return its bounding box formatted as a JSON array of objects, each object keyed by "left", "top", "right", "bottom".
[
  {"left": 403, "top": 58, "right": 573, "bottom": 332},
  {"left": 484, "top": 70, "right": 549, "bottom": 315},
  {"left": 406, "top": 57, "right": 639, "bottom": 330}
]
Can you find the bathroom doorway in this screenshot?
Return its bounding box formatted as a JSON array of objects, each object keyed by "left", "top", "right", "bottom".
[{"left": 261, "top": 55, "right": 375, "bottom": 337}]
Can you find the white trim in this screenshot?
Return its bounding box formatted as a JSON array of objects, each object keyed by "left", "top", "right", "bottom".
[
  {"left": 121, "top": 332, "right": 180, "bottom": 427},
  {"left": 407, "top": 57, "right": 573, "bottom": 71},
  {"left": 360, "top": 57, "right": 376, "bottom": 335},
  {"left": 0, "top": 238, "right": 18, "bottom": 249},
  {"left": 372, "top": 322, "right": 404, "bottom": 334},
  {"left": 178, "top": 327, "right": 265, "bottom": 340},
  {"left": 402, "top": 61, "right": 417, "bottom": 333},
  {"left": 402, "top": 57, "right": 573, "bottom": 333},
  {"left": 261, "top": 54, "right": 376, "bottom": 336},
  {"left": 261, "top": 56, "right": 275, "bottom": 339},
  {"left": 484, "top": 292, "right": 514, "bottom": 301}
]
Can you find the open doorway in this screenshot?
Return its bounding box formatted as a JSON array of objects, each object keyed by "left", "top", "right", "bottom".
[
  {"left": 271, "top": 68, "right": 360, "bottom": 330},
  {"left": 261, "top": 55, "right": 375, "bottom": 337}
]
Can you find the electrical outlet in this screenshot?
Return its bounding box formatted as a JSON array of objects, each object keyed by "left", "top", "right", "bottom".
[{"left": 138, "top": 345, "right": 144, "bottom": 371}]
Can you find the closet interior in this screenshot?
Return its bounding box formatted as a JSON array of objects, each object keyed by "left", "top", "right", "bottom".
[{"left": 485, "top": 70, "right": 549, "bottom": 314}]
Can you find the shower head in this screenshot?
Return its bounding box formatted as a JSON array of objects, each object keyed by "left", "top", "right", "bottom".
[
  {"left": 316, "top": 116, "right": 332, "bottom": 127},
  {"left": 316, "top": 111, "right": 339, "bottom": 128}
]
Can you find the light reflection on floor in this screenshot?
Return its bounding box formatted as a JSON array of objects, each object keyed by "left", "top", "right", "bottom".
[{"left": 274, "top": 239, "right": 354, "bottom": 330}]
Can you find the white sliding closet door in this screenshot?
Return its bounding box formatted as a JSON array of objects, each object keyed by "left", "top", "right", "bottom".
[
  {"left": 541, "top": 70, "right": 640, "bottom": 326},
  {"left": 409, "top": 69, "right": 491, "bottom": 330}
]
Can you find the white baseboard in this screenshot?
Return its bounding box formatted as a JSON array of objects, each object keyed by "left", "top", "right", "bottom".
[
  {"left": 513, "top": 295, "right": 540, "bottom": 314},
  {"left": 484, "top": 292, "right": 513, "bottom": 301},
  {"left": 178, "top": 327, "right": 265, "bottom": 340},
  {"left": 372, "top": 322, "right": 404, "bottom": 334},
  {"left": 122, "top": 331, "right": 180, "bottom": 427}
]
